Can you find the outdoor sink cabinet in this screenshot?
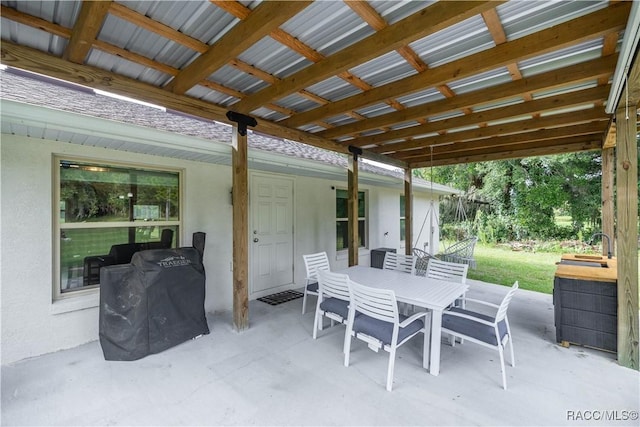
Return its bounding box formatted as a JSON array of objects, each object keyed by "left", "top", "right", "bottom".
[{"left": 554, "top": 254, "right": 618, "bottom": 352}]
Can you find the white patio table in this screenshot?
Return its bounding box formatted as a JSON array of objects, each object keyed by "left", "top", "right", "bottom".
[{"left": 338, "top": 265, "right": 469, "bottom": 376}]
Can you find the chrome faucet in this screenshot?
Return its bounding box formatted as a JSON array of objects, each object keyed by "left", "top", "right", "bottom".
[{"left": 589, "top": 232, "right": 612, "bottom": 259}]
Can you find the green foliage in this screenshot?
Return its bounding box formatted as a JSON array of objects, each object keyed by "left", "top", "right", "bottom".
[{"left": 414, "top": 152, "right": 611, "bottom": 242}]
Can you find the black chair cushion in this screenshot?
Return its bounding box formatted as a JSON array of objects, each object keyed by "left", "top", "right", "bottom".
[
  {"left": 353, "top": 313, "right": 424, "bottom": 346},
  {"left": 306, "top": 281, "right": 319, "bottom": 293},
  {"left": 319, "top": 297, "right": 349, "bottom": 321},
  {"left": 443, "top": 307, "right": 508, "bottom": 346}
]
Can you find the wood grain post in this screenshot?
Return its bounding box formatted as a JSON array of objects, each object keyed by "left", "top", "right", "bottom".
[
  {"left": 348, "top": 155, "right": 359, "bottom": 267},
  {"left": 615, "top": 105, "right": 638, "bottom": 370},
  {"left": 232, "top": 127, "right": 249, "bottom": 331},
  {"left": 404, "top": 168, "right": 413, "bottom": 255},
  {"left": 601, "top": 147, "right": 615, "bottom": 256}
]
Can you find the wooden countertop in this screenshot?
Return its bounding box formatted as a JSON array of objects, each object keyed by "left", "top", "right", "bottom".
[{"left": 555, "top": 254, "right": 617, "bottom": 283}]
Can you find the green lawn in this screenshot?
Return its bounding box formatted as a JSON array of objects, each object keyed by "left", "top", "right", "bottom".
[{"left": 466, "top": 244, "right": 561, "bottom": 294}]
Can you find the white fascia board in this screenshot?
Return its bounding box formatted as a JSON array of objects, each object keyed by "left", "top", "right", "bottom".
[
  {"left": 605, "top": 1, "right": 640, "bottom": 114},
  {"left": 2, "top": 99, "right": 461, "bottom": 196},
  {"left": 0, "top": 99, "right": 232, "bottom": 157}
]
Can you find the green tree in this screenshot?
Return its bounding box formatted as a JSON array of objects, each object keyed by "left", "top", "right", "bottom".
[{"left": 413, "top": 151, "right": 611, "bottom": 242}]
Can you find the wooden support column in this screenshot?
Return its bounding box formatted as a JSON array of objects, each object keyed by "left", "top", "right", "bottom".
[
  {"left": 615, "top": 104, "right": 638, "bottom": 370},
  {"left": 232, "top": 126, "right": 249, "bottom": 331},
  {"left": 404, "top": 168, "right": 413, "bottom": 255},
  {"left": 347, "top": 153, "right": 359, "bottom": 267},
  {"left": 601, "top": 147, "right": 615, "bottom": 256}
]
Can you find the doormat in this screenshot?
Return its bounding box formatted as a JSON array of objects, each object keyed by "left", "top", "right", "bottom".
[{"left": 257, "top": 290, "right": 304, "bottom": 306}]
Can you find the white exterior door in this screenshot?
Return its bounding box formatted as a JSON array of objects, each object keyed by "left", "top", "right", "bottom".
[{"left": 250, "top": 174, "right": 294, "bottom": 297}]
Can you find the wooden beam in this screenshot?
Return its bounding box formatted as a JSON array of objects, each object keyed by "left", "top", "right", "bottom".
[
  {"left": 346, "top": 0, "right": 387, "bottom": 31},
  {"left": 603, "top": 118, "right": 617, "bottom": 149},
  {"left": 481, "top": 8, "right": 507, "bottom": 44},
  {"left": 166, "top": 1, "right": 311, "bottom": 94},
  {"left": 234, "top": 1, "right": 502, "bottom": 114},
  {"left": 353, "top": 85, "right": 610, "bottom": 149},
  {"left": 232, "top": 126, "right": 249, "bottom": 331},
  {"left": 406, "top": 134, "right": 601, "bottom": 163},
  {"left": 0, "top": 40, "right": 354, "bottom": 157},
  {"left": 282, "top": 1, "right": 629, "bottom": 128},
  {"left": 392, "top": 121, "right": 608, "bottom": 161},
  {"left": 0, "top": 5, "right": 71, "bottom": 38},
  {"left": 404, "top": 168, "right": 413, "bottom": 255},
  {"left": 346, "top": 0, "right": 436, "bottom": 106},
  {"left": 63, "top": 1, "right": 111, "bottom": 63},
  {"left": 374, "top": 110, "right": 608, "bottom": 155},
  {"left": 210, "top": 0, "right": 251, "bottom": 19},
  {"left": 109, "top": 2, "right": 208, "bottom": 53},
  {"left": 348, "top": 154, "right": 359, "bottom": 267},
  {"left": 319, "top": 54, "right": 618, "bottom": 140},
  {"left": 360, "top": 148, "right": 407, "bottom": 169},
  {"left": 409, "top": 137, "right": 601, "bottom": 167},
  {"left": 615, "top": 105, "right": 639, "bottom": 370},
  {"left": 1, "top": 5, "right": 181, "bottom": 78},
  {"left": 601, "top": 147, "right": 615, "bottom": 256},
  {"left": 214, "top": 1, "right": 387, "bottom": 120},
  {"left": 92, "top": 39, "right": 180, "bottom": 76}
]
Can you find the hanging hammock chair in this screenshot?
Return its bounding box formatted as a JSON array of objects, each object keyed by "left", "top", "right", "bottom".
[{"left": 412, "top": 146, "right": 478, "bottom": 272}]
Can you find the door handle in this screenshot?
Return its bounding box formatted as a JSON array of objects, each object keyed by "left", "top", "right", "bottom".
[{"left": 253, "top": 238, "right": 259, "bottom": 242}]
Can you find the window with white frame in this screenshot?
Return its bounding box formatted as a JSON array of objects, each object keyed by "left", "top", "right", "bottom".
[
  {"left": 336, "top": 189, "right": 366, "bottom": 251},
  {"left": 400, "top": 195, "right": 406, "bottom": 242},
  {"left": 56, "top": 158, "right": 181, "bottom": 298}
]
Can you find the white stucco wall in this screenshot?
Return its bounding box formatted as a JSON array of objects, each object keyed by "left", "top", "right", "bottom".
[
  {"left": 0, "top": 135, "right": 234, "bottom": 364},
  {"left": 1, "top": 134, "right": 440, "bottom": 364}
]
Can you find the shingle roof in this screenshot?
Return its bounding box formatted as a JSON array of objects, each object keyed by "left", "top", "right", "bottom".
[{"left": 1, "top": 68, "right": 453, "bottom": 191}]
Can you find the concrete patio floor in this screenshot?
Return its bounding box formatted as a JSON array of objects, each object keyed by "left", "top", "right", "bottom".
[{"left": 2, "top": 279, "right": 638, "bottom": 426}]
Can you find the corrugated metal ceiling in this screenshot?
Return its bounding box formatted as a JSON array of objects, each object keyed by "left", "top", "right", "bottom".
[{"left": 0, "top": 0, "right": 635, "bottom": 168}]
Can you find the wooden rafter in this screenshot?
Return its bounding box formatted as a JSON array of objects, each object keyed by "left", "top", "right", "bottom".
[
  {"left": 108, "top": 2, "right": 208, "bottom": 53},
  {"left": 346, "top": 0, "right": 464, "bottom": 130},
  {"left": 394, "top": 122, "right": 608, "bottom": 162},
  {"left": 166, "top": 1, "right": 311, "bottom": 94},
  {"left": 233, "top": 1, "right": 502, "bottom": 114},
  {"left": 375, "top": 110, "right": 608, "bottom": 156},
  {"left": 349, "top": 85, "right": 610, "bottom": 149},
  {"left": 482, "top": 8, "right": 536, "bottom": 117},
  {"left": 282, "top": 2, "right": 629, "bottom": 129},
  {"left": 212, "top": 0, "right": 380, "bottom": 128},
  {"left": 0, "top": 0, "right": 632, "bottom": 169},
  {"left": 0, "top": 40, "right": 351, "bottom": 156},
  {"left": 414, "top": 137, "right": 602, "bottom": 168},
  {"left": 63, "top": 1, "right": 111, "bottom": 63},
  {"left": 322, "top": 54, "right": 617, "bottom": 141}
]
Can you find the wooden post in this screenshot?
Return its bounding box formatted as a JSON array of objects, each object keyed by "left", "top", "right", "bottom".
[
  {"left": 404, "top": 168, "right": 413, "bottom": 255},
  {"left": 615, "top": 105, "right": 638, "bottom": 370},
  {"left": 348, "top": 154, "right": 359, "bottom": 267},
  {"left": 601, "top": 147, "right": 615, "bottom": 256},
  {"left": 232, "top": 127, "right": 249, "bottom": 331}
]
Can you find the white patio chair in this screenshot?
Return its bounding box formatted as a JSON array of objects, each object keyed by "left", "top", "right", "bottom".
[
  {"left": 426, "top": 258, "right": 468, "bottom": 284},
  {"left": 313, "top": 270, "right": 351, "bottom": 340},
  {"left": 301, "top": 252, "right": 330, "bottom": 314},
  {"left": 382, "top": 252, "right": 415, "bottom": 275},
  {"left": 426, "top": 258, "right": 469, "bottom": 309},
  {"left": 441, "top": 281, "right": 518, "bottom": 390},
  {"left": 344, "top": 279, "right": 429, "bottom": 391}
]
